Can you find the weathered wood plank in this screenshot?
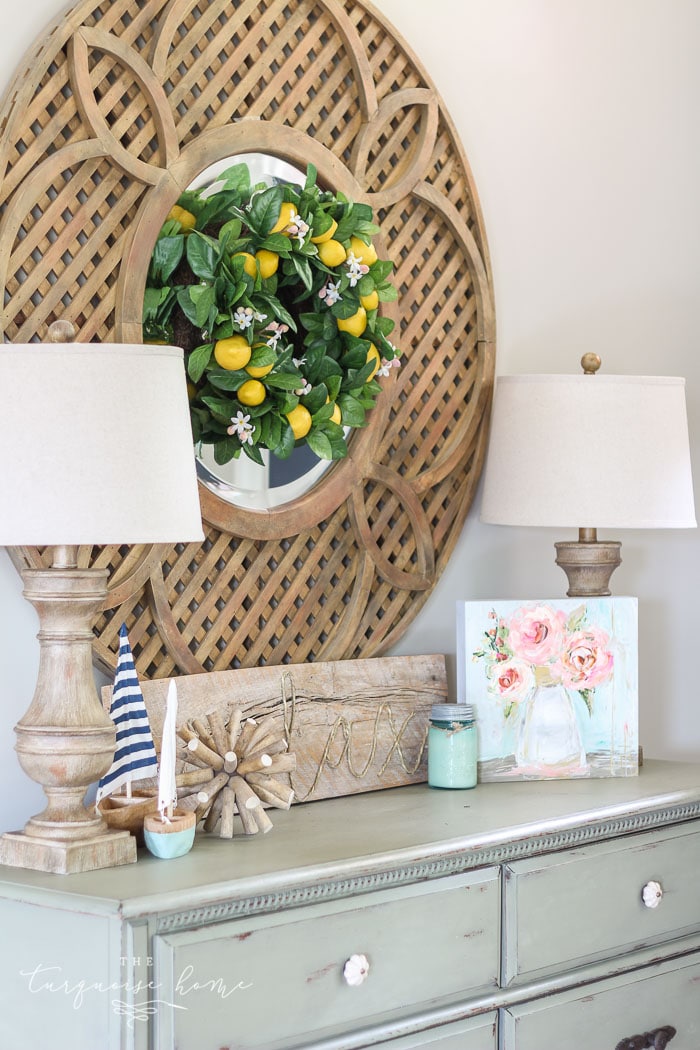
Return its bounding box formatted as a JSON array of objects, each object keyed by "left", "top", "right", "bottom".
[{"left": 103, "top": 655, "right": 446, "bottom": 803}]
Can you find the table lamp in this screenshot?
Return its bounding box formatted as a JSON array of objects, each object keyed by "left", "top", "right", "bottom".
[
  {"left": 0, "top": 325, "right": 203, "bottom": 873},
  {"left": 480, "top": 354, "right": 696, "bottom": 595}
]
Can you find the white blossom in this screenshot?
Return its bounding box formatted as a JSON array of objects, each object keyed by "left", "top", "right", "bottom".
[
  {"left": 227, "top": 410, "right": 255, "bottom": 444},
  {"left": 345, "top": 251, "right": 370, "bottom": 288},
  {"left": 377, "top": 356, "right": 401, "bottom": 378},
  {"left": 234, "top": 306, "right": 254, "bottom": 330},
  {"left": 265, "top": 320, "right": 289, "bottom": 350},
  {"left": 286, "top": 211, "right": 310, "bottom": 246},
  {"left": 319, "top": 280, "right": 342, "bottom": 306}
]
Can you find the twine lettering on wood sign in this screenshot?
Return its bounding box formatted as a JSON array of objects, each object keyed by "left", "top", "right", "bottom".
[{"left": 280, "top": 672, "right": 428, "bottom": 800}]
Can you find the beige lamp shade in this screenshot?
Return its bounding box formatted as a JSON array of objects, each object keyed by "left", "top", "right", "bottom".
[
  {"left": 0, "top": 344, "right": 204, "bottom": 545},
  {"left": 480, "top": 374, "right": 697, "bottom": 530}
]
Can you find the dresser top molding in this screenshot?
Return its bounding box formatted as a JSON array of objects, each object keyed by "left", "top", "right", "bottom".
[{"left": 1, "top": 761, "right": 698, "bottom": 921}]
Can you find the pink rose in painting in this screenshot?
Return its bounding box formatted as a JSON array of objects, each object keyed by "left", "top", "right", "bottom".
[
  {"left": 488, "top": 658, "right": 534, "bottom": 705},
  {"left": 554, "top": 627, "right": 614, "bottom": 689},
  {"left": 508, "top": 605, "right": 567, "bottom": 665}
]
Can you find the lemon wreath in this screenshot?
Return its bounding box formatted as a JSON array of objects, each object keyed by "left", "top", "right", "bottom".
[{"left": 143, "top": 163, "right": 400, "bottom": 464}]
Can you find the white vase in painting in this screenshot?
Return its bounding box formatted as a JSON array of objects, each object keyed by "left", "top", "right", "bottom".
[{"left": 516, "top": 669, "right": 587, "bottom": 774}]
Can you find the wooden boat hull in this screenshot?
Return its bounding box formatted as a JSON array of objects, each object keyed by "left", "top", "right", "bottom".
[{"left": 98, "top": 792, "right": 159, "bottom": 845}]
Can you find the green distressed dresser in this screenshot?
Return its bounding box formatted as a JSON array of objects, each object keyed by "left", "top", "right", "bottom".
[{"left": 1, "top": 760, "right": 699, "bottom": 1049}]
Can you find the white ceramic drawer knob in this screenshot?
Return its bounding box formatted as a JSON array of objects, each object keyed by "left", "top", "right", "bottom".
[
  {"left": 642, "top": 880, "right": 663, "bottom": 908},
  {"left": 343, "top": 953, "right": 370, "bottom": 986}
]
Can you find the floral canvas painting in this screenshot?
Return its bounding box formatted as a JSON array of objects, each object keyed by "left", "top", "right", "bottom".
[{"left": 456, "top": 597, "right": 638, "bottom": 780}]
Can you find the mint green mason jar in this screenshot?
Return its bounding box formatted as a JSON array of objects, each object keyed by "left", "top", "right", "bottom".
[{"left": 428, "top": 704, "right": 477, "bottom": 789}]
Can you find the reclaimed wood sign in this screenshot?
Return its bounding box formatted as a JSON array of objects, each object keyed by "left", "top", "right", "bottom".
[{"left": 103, "top": 655, "right": 446, "bottom": 806}]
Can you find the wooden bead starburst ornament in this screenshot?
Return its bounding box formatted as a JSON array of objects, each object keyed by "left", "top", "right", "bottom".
[{"left": 176, "top": 709, "right": 296, "bottom": 837}]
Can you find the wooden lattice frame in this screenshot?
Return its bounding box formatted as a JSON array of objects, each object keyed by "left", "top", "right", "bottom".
[{"left": 2, "top": 0, "right": 495, "bottom": 679}]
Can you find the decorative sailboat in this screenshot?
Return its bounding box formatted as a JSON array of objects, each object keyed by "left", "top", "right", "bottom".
[
  {"left": 143, "top": 680, "right": 196, "bottom": 859},
  {"left": 96, "top": 623, "right": 159, "bottom": 841}
]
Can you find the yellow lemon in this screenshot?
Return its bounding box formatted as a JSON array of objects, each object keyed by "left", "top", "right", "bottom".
[
  {"left": 310, "top": 218, "right": 338, "bottom": 244},
  {"left": 329, "top": 402, "right": 342, "bottom": 425},
  {"left": 360, "top": 289, "right": 379, "bottom": 311},
  {"left": 214, "top": 335, "right": 251, "bottom": 370},
  {"left": 255, "top": 249, "right": 279, "bottom": 278},
  {"left": 337, "top": 305, "right": 367, "bottom": 338},
  {"left": 233, "top": 252, "right": 257, "bottom": 279},
  {"left": 366, "top": 343, "right": 381, "bottom": 380},
  {"left": 286, "top": 404, "right": 313, "bottom": 440},
  {"left": 167, "top": 205, "right": 196, "bottom": 230},
  {"left": 246, "top": 361, "right": 274, "bottom": 378},
  {"left": 350, "top": 236, "right": 378, "bottom": 266},
  {"left": 186, "top": 381, "right": 197, "bottom": 401},
  {"left": 317, "top": 238, "right": 347, "bottom": 267},
  {"left": 237, "top": 379, "right": 267, "bottom": 406},
  {"left": 270, "top": 201, "right": 296, "bottom": 234}
]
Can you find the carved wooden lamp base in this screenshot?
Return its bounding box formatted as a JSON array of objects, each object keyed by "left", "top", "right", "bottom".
[
  {"left": 554, "top": 528, "right": 622, "bottom": 597},
  {"left": 0, "top": 552, "right": 136, "bottom": 874}
]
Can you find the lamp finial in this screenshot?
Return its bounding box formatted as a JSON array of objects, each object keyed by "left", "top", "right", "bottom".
[
  {"left": 581, "top": 353, "right": 601, "bottom": 375},
  {"left": 47, "top": 319, "right": 76, "bottom": 343}
]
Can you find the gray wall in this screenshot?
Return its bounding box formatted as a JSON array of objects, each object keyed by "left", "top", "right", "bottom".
[{"left": 1, "top": 0, "right": 698, "bottom": 834}]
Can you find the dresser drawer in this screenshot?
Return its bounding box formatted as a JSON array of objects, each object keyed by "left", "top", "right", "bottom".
[
  {"left": 501, "top": 952, "right": 700, "bottom": 1049},
  {"left": 370, "top": 1012, "right": 497, "bottom": 1049},
  {"left": 153, "top": 869, "right": 500, "bottom": 1050},
  {"left": 503, "top": 824, "right": 700, "bottom": 984}
]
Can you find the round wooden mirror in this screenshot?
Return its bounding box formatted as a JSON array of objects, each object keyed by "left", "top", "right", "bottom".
[{"left": 0, "top": 0, "right": 495, "bottom": 679}]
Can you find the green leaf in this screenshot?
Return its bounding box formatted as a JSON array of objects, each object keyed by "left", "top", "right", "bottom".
[
  {"left": 258, "top": 233, "right": 293, "bottom": 254},
  {"left": 189, "top": 284, "right": 216, "bottom": 327},
  {"left": 331, "top": 298, "right": 360, "bottom": 320},
  {"left": 256, "top": 293, "right": 297, "bottom": 332},
  {"left": 373, "top": 315, "right": 395, "bottom": 336},
  {"left": 242, "top": 441, "right": 265, "bottom": 466},
  {"left": 377, "top": 283, "right": 398, "bottom": 303},
  {"left": 218, "top": 218, "right": 242, "bottom": 246},
  {"left": 370, "top": 260, "right": 394, "bottom": 282},
  {"left": 299, "top": 312, "right": 325, "bottom": 335},
  {"left": 186, "top": 233, "right": 219, "bottom": 281},
  {"left": 265, "top": 372, "right": 303, "bottom": 391},
  {"left": 266, "top": 412, "right": 283, "bottom": 451},
  {"left": 149, "top": 236, "right": 185, "bottom": 284},
  {"left": 310, "top": 209, "right": 334, "bottom": 237},
  {"left": 249, "top": 344, "right": 276, "bottom": 368},
  {"left": 312, "top": 402, "right": 334, "bottom": 423},
  {"left": 216, "top": 163, "right": 252, "bottom": 196},
  {"left": 203, "top": 396, "right": 237, "bottom": 421},
  {"left": 176, "top": 286, "right": 200, "bottom": 326},
  {"left": 322, "top": 312, "right": 339, "bottom": 341},
  {"left": 306, "top": 429, "right": 333, "bottom": 460},
  {"left": 302, "top": 384, "right": 328, "bottom": 415},
  {"left": 337, "top": 393, "right": 367, "bottom": 426},
  {"left": 341, "top": 345, "right": 369, "bottom": 370},
  {"left": 143, "top": 286, "right": 173, "bottom": 323},
  {"left": 273, "top": 423, "right": 296, "bottom": 459},
  {"left": 325, "top": 374, "right": 342, "bottom": 401},
  {"left": 316, "top": 356, "right": 343, "bottom": 382},
  {"left": 247, "top": 186, "right": 284, "bottom": 235},
  {"left": 187, "top": 343, "right": 213, "bottom": 383},
  {"left": 207, "top": 369, "right": 248, "bottom": 391},
  {"left": 353, "top": 218, "right": 381, "bottom": 238},
  {"left": 326, "top": 427, "right": 349, "bottom": 459},
  {"left": 304, "top": 163, "right": 318, "bottom": 190},
  {"left": 288, "top": 253, "right": 313, "bottom": 292}
]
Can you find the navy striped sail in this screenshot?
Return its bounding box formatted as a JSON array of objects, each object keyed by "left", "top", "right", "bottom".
[{"left": 96, "top": 623, "right": 158, "bottom": 805}]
